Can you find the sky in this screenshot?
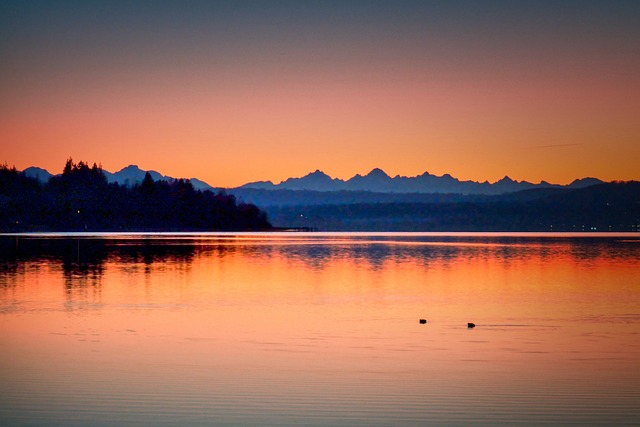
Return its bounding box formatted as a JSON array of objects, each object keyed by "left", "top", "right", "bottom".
[{"left": 1, "top": 0, "right": 639, "bottom": 187}]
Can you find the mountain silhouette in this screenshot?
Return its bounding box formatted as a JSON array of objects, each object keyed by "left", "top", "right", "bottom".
[
  {"left": 239, "top": 168, "right": 604, "bottom": 195},
  {"left": 23, "top": 166, "right": 53, "bottom": 183},
  {"left": 22, "top": 164, "right": 216, "bottom": 192},
  {"left": 277, "top": 170, "right": 343, "bottom": 191},
  {"left": 22, "top": 164, "right": 604, "bottom": 196},
  {"left": 102, "top": 165, "right": 166, "bottom": 187}
]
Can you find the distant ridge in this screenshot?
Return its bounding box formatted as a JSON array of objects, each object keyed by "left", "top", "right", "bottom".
[
  {"left": 21, "top": 164, "right": 604, "bottom": 196},
  {"left": 238, "top": 168, "right": 604, "bottom": 195}
]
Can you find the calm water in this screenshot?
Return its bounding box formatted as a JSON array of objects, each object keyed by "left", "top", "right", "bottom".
[{"left": 1, "top": 232, "right": 639, "bottom": 426}]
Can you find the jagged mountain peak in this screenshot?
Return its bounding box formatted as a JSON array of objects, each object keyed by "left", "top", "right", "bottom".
[
  {"left": 277, "top": 169, "right": 338, "bottom": 191},
  {"left": 292, "top": 169, "right": 333, "bottom": 182},
  {"left": 497, "top": 175, "right": 515, "bottom": 184},
  {"left": 308, "top": 169, "right": 331, "bottom": 178},
  {"left": 366, "top": 168, "right": 390, "bottom": 178}
]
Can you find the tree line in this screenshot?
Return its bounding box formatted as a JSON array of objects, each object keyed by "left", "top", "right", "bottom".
[
  {"left": 0, "top": 159, "right": 272, "bottom": 231},
  {"left": 264, "top": 181, "right": 640, "bottom": 232}
]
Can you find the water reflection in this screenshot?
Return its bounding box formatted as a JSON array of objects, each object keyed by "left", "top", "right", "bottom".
[
  {"left": 1, "top": 234, "right": 639, "bottom": 285},
  {"left": 1, "top": 234, "right": 639, "bottom": 425}
]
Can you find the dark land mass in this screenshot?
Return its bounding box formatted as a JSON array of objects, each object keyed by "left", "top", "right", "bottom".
[
  {"left": 24, "top": 164, "right": 604, "bottom": 196},
  {"left": 3, "top": 160, "right": 639, "bottom": 232},
  {"left": 263, "top": 182, "right": 640, "bottom": 232},
  {"left": 228, "top": 188, "right": 486, "bottom": 207},
  {"left": 0, "top": 160, "right": 272, "bottom": 232}
]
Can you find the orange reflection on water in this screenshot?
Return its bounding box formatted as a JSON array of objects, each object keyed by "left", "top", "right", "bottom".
[{"left": 1, "top": 234, "right": 639, "bottom": 425}]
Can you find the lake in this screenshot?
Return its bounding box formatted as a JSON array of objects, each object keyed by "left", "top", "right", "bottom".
[{"left": 1, "top": 232, "right": 639, "bottom": 426}]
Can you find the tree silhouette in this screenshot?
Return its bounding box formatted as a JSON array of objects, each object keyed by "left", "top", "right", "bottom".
[{"left": 0, "top": 160, "right": 272, "bottom": 231}]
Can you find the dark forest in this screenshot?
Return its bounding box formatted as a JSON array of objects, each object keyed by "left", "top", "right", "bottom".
[{"left": 0, "top": 160, "right": 272, "bottom": 232}]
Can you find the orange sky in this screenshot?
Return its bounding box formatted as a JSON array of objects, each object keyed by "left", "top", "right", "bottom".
[{"left": 1, "top": 2, "right": 639, "bottom": 187}]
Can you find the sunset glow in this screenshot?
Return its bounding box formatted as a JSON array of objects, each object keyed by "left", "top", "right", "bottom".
[
  {"left": 1, "top": 1, "right": 639, "bottom": 186},
  {"left": 2, "top": 233, "right": 639, "bottom": 424}
]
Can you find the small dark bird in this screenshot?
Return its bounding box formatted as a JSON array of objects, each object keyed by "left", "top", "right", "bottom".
[
  {"left": 419, "top": 319, "right": 427, "bottom": 324},
  {"left": 467, "top": 322, "right": 476, "bottom": 328}
]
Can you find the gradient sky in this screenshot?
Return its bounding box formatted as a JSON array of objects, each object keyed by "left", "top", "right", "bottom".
[{"left": 1, "top": 0, "right": 639, "bottom": 187}]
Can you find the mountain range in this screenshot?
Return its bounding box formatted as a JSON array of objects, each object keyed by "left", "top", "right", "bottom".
[
  {"left": 14, "top": 163, "right": 638, "bottom": 232},
  {"left": 240, "top": 168, "right": 602, "bottom": 195},
  {"left": 23, "top": 165, "right": 603, "bottom": 196},
  {"left": 23, "top": 165, "right": 215, "bottom": 192}
]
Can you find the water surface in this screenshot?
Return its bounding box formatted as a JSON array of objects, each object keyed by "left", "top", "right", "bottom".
[{"left": 1, "top": 233, "right": 639, "bottom": 425}]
